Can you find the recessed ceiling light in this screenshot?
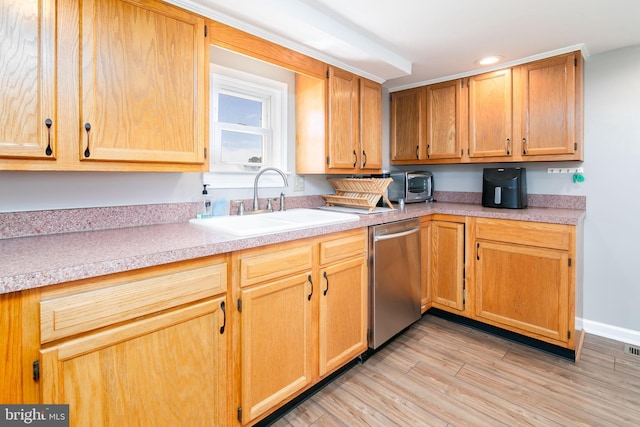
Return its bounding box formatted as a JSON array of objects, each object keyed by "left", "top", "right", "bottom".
[{"left": 476, "top": 56, "right": 503, "bottom": 66}]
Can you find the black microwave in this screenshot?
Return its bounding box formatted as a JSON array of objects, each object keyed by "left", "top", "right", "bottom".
[{"left": 385, "top": 171, "right": 434, "bottom": 203}]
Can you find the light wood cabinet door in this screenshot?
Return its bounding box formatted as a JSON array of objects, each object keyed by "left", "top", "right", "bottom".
[
  {"left": 359, "top": 78, "right": 383, "bottom": 171},
  {"left": 468, "top": 69, "right": 513, "bottom": 159},
  {"left": 327, "top": 66, "right": 359, "bottom": 170},
  {"left": 40, "top": 298, "right": 227, "bottom": 426},
  {"left": 390, "top": 87, "right": 425, "bottom": 162},
  {"left": 431, "top": 221, "right": 465, "bottom": 312},
  {"left": 420, "top": 220, "right": 432, "bottom": 313},
  {"left": 475, "top": 240, "right": 570, "bottom": 344},
  {"left": 0, "top": 0, "right": 56, "bottom": 160},
  {"left": 425, "top": 80, "right": 465, "bottom": 161},
  {"left": 79, "top": 0, "right": 206, "bottom": 164},
  {"left": 239, "top": 273, "right": 314, "bottom": 424},
  {"left": 318, "top": 257, "right": 367, "bottom": 376},
  {"left": 515, "top": 51, "right": 581, "bottom": 159}
]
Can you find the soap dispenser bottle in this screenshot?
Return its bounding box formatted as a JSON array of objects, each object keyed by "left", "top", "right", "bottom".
[{"left": 201, "top": 184, "right": 212, "bottom": 217}]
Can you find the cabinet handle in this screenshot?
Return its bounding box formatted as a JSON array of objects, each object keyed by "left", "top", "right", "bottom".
[
  {"left": 415, "top": 145, "right": 419, "bottom": 159},
  {"left": 362, "top": 150, "right": 367, "bottom": 167},
  {"left": 323, "top": 271, "right": 329, "bottom": 296},
  {"left": 427, "top": 144, "right": 431, "bottom": 159},
  {"left": 476, "top": 242, "right": 480, "bottom": 260},
  {"left": 45, "top": 118, "right": 53, "bottom": 156},
  {"left": 352, "top": 150, "right": 357, "bottom": 168},
  {"left": 83, "top": 123, "right": 92, "bottom": 158},
  {"left": 506, "top": 138, "right": 511, "bottom": 156},
  {"left": 307, "top": 274, "right": 313, "bottom": 301},
  {"left": 219, "top": 301, "right": 226, "bottom": 334},
  {"left": 522, "top": 138, "right": 528, "bottom": 155}
]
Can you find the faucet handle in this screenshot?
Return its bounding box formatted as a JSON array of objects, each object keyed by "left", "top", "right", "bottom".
[
  {"left": 279, "top": 192, "right": 285, "bottom": 211},
  {"left": 266, "top": 198, "right": 272, "bottom": 211}
]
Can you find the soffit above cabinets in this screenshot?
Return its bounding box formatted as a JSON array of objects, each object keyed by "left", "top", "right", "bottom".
[{"left": 172, "top": 0, "right": 640, "bottom": 89}]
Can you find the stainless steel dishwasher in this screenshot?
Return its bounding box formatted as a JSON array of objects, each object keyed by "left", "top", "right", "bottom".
[{"left": 368, "top": 218, "right": 422, "bottom": 349}]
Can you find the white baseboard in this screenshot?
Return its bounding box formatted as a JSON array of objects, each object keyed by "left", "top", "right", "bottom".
[{"left": 580, "top": 318, "right": 640, "bottom": 346}]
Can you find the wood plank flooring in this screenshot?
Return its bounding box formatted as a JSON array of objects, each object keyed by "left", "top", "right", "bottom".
[{"left": 271, "top": 314, "right": 640, "bottom": 426}]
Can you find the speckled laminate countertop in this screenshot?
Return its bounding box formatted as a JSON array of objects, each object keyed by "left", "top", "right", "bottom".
[{"left": 0, "top": 201, "right": 585, "bottom": 294}]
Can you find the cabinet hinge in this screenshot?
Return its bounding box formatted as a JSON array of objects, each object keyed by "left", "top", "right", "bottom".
[
  {"left": 326, "top": 69, "right": 330, "bottom": 79},
  {"left": 237, "top": 407, "right": 242, "bottom": 422},
  {"left": 204, "top": 147, "right": 207, "bottom": 159},
  {"left": 326, "top": 156, "right": 330, "bottom": 165},
  {"left": 574, "top": 142, "right": 578, "bottom": 151},
  {"left": 568, "top": 258, "right": 572, "bottom": 267},
  {"left": 237, "top": 298, "right": 242, "bottom": 312},
  {"left": 32, "top": 360, "right": 40, "bottom": 381},
  {"left": 568, "top": 330, "right": 571, "bottom": 340},
  {"left": 574, "top": 57, "right": 577, "bottom": 67}
]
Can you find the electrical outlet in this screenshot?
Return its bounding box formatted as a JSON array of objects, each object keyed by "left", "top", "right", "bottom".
[{"left": 293, "top": 175, "right": 305, "bottom": 192}]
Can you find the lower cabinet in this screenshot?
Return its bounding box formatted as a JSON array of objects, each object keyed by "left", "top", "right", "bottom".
[
  {"left": 234, "top": 229, "right": 368, "bottom": 425},
  {"left": 38, "top": 258, "right": 229, "bottom": 426},
  {"left": 472, "top": 218, "right": 577, "bottom": 347},
  {"left": 430, "top": 218, "right": 466, "bottom": 312},
  {"left": 318, "top": 255, "right": 367, "bottom": 376},
  {"left": 239, "top": 272, "right": 314, "bottom": 423}
]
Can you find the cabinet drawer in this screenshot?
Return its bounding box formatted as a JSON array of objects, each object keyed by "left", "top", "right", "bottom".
[
  {"left": 41, "top": 262, "right": 227, "bottom": 343},
  {"left": 319, "top": 230, "right": 367, "bottom": 265},
  {"left": 239, "top": 244, "right": 313, "bottom": 287},
  {"left": 475, "top": 218, "right": 571, "bottom": 250}
]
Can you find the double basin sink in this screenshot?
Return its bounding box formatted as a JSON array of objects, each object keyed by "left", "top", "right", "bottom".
[{"left": 189, "top": 208, "right": 360, "bottom": 237}]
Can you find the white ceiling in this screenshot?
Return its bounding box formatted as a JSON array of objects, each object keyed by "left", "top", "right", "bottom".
[{"left": 172, "top": 0, "right": 640, "bottom": 90}]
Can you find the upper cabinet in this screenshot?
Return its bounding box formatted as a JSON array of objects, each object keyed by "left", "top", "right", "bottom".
[
  {"left": 390, "top": 87, "right": 425, "bottom": 162},
  {"left": 326, "top": 67, "right": 360, "bottom": 170},
  {"left": 297, "top": 66, "right": 383, "bottom": 174},
  {"left": 426, "top": 79, "right": 466, "bottom": 161},
  {"left": 0, "top": 0, "right": 57, "bottom": 160},
  {"left": 79, "top": 0, "right": 207, "bottom": 165},
  {"left": 358, "top": 78, "right": 383, "bottom": 171},
  {"left": 513, "top": 52, "right": 583, "bottom": 161},
  {"left": 0, "top": 0, "right": 208, "bottom": 171},
  {"left": 468, "top": 69, "right": 513, "bottom": 159},
  {"left": 390, "top": 51, "right": 584, "bottom": 165}
]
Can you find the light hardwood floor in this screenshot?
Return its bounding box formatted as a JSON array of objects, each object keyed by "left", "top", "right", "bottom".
[{"left": 271, "top": 314, "right": 640, "bottom": 426}]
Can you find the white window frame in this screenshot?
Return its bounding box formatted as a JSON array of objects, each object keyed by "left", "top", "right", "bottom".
[{"left": 205, "top": 64, "right": 288, "bottom": 189}]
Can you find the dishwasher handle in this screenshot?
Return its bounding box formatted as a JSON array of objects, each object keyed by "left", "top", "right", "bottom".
[{"left": 373, "top": 226, "right": 421, "bottom": 242}]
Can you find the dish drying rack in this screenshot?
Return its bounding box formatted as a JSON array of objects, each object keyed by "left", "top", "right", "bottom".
[{"left": 322, "top": 177, "right": 394, "bottom": 211}]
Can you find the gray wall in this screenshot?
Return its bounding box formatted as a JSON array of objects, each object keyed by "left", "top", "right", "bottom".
[{"left": 1, "top": 45, "right": 639, "bottom": 343}]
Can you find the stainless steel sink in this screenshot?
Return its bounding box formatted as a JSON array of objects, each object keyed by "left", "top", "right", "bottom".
[{"left": 189, "top": 208, "right": 360, "bottom": 237}]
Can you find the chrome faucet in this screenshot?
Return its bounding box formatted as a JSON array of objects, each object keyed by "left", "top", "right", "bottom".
[{"left": 252, "top": 167, "right": 288, "bottom": 212}]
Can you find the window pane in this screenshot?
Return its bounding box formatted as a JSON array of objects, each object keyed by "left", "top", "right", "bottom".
[
  {"left": 220, "top": 130, "right": 263, "bottom": 164},
  {"left": 218, "top": 93, "right": 262, "bottom": 127}
]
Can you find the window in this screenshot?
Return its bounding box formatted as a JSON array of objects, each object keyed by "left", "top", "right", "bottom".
[{"left": 205, "top": 65, "right": 288, "bottom": 188}]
